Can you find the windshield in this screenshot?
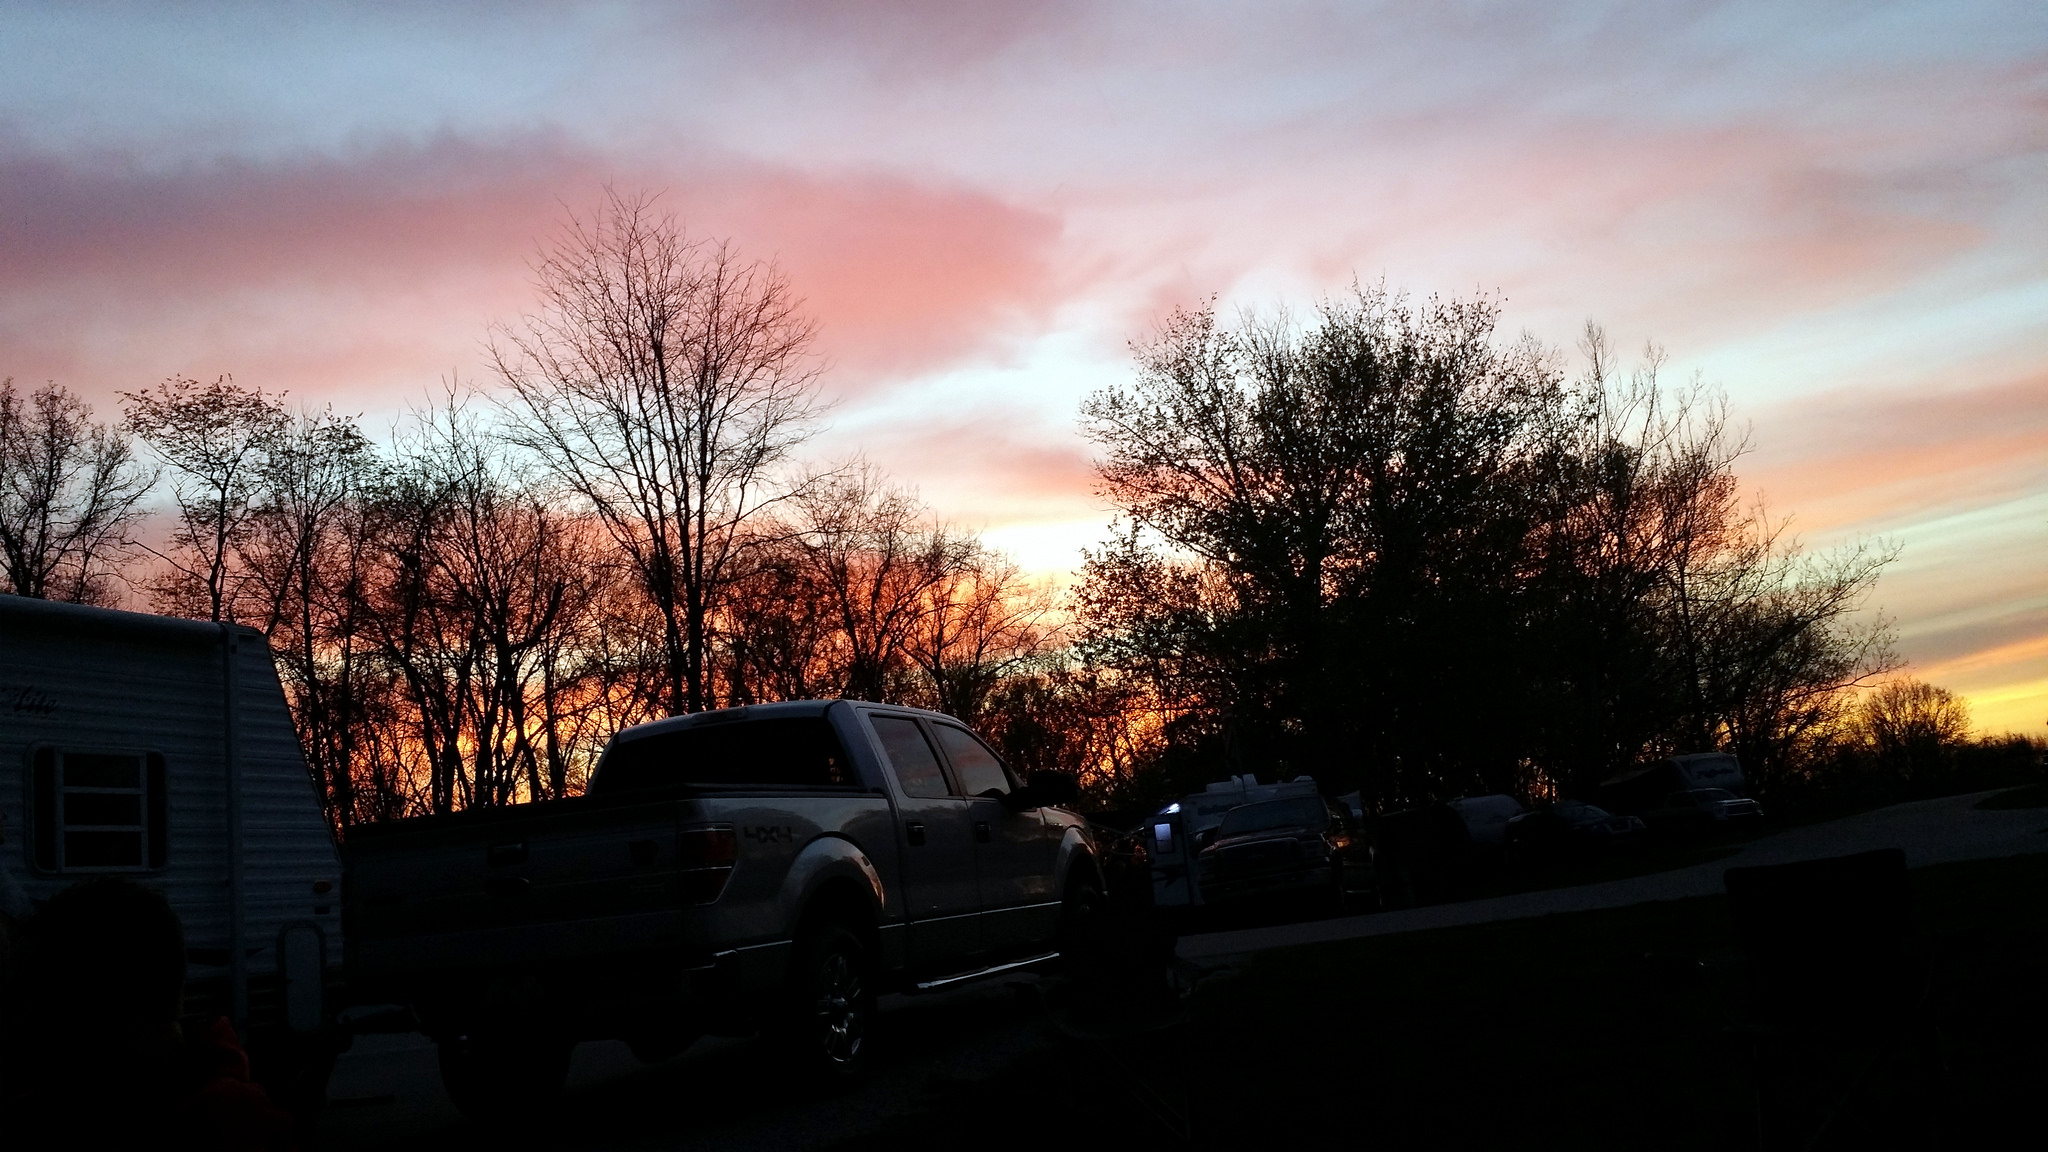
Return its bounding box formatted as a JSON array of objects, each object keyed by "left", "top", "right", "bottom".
[
  {"left": 1681, "top": 789, "right": 1735, "bottom": 802},
  {"left": 1554, "top": 800, "right": 1613, "bottom": 820},
  {"left": 1219, "top": 797, "right": 1327, "bottom": 837}
]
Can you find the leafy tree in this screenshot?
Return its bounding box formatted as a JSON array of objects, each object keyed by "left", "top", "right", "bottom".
[
  {"left": 1077, "top": 288, "right": 1897, "bottom": 810},
  {"left": 1079, "top": 286, "right": 1567, "bottom": 801}
]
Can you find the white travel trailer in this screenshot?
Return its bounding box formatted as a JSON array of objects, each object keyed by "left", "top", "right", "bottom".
[
  {"left": 0, "top": 595, "right": 340, "bottom": 1099},
  {"left": 1147, "top": 774, "right": 1322, "bottom": 907}
]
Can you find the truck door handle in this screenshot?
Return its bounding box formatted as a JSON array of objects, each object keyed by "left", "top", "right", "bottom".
[
  {"left": 974, "top": 822, "right": 991, "bottom": 843},
  {"left": 906, "top": 821, "right": 926, "bottom": 847}
]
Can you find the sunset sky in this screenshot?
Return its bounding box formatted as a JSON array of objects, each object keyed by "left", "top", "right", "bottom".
[{"left": 4, "top": 2, "right": 2044, "bottom": 732}]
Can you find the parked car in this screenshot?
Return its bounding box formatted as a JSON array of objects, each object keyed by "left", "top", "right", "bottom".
[
  {"left": 1194, "top": 795, "right": 1371, "bottom": 911},
  {"left": 346, "top": 700, "right": 1097, "bottom": 1120},
  {"left": 1640, "top": 788, "right": 1763, "bottom": 836},
  {"left": 1597, "top": 753, "right": 1748, "bottom": 816},
  {"left": 1370, "top": 793, "right": 1526, "bottom": 908},
  {"left": 1504, "top": 800, "right": 1645, "bottom": 866}
]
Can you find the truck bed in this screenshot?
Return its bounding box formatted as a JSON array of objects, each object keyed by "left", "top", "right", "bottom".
[{"left": 345, "top": 786, "right": 899, "bottom": 1029}]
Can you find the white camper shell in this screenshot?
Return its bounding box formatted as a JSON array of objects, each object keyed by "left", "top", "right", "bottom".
[
  {"left": 1148, "top": 774, "right": 1322, "bottom": 907},
  {"left": 0, "top": 595, "right": 340, "bottom": 1042}
]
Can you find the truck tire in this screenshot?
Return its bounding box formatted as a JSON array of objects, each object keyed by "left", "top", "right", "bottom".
[
  {"left": 779, "top": 920, "right": 874, "bottom": 1080},
  {"left": 436, "top": 1031, "right": 573, "bottom": 1126}
]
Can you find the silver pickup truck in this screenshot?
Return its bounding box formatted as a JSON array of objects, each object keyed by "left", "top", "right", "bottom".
[{"left": 345, "top": 700, "right": 1097, "bottom": 1117}]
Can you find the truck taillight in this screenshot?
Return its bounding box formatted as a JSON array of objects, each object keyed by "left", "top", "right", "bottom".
[{"left": 678, "top": 826, "right": 737, "bottom": 904}]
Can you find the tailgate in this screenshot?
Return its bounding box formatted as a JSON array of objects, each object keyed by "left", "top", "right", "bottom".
[{"left": 348, "top": 798, "right": 690, "bottom": 978}]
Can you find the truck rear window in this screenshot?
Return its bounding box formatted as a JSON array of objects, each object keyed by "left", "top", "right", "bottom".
[{"left": 591, "top": 717, "right": 856, "bottom": 794}]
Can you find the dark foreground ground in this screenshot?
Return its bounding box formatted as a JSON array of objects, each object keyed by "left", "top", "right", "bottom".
[
  {"left": 1179, "top": 850, "right": 2048, "bottom": 1148},
  {"left": 319, "top": 794, "right": 2048, "bottom": 1150},
  {"left": 806, "top": 850, "right": 2048, "bottom": 1150}
]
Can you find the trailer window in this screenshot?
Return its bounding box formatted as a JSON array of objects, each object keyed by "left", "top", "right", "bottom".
[{"left": 29, "top": 747, "right": 167, "bottom": 873}]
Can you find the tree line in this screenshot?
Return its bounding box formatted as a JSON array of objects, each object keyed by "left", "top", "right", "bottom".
[
  {"left": 0, "top": 192, "right": 1071, "bottom": 831},
  {"left": 3, "top": 193, "right": 2030, "bottom": 830},
  {"left": 1071, "top": 286, "right": 2032, "bottom": 811}
]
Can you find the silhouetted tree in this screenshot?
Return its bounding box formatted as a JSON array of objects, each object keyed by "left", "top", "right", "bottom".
[
  {"left": 1080, "top": 286, "right": 1567, "bottom": 802},
  {"left": 1077, "top": 289, "right": 1897, "bottom": 810},
  {"left": 906, "top": 543, "right": 1058, "bottom": 725},
  {"left": 238, "top": 405, "right": 380, "bottom": 829},
  {"left": 121, "top": 374, "right": 289, "bottom": 622},
  {"left": 720, "top": 467, "right": 1055, "bottom": 721},
  {"left": 0, "top": 378, "right": 152, "bottom": 603},
  {"left": 1854, "top": 677, "right": 1971, "bottom": 784},
  {"left": 791, "top": 468, "right": 962, "bottom": 702},
  {"left": 337, "top": 392, "right": 628, "bottom": 816},
  {"left": 1526, "top": 326, "right": 1894, "bottom": 794},
  {"left": 493, "top": 189, "right": 825, "bottom": 716}
]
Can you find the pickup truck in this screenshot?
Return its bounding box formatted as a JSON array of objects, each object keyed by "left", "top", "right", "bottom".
[
  {"left": 345, "top": 700, "right": 1097, "bottom": 1118},
  {"left": 1194, "top": 795, "right": 1371, "bottom": 911}
]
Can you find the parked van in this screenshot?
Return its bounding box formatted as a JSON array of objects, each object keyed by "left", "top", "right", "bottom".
[{"left": 0, "top": 595, "right": 342, "bottom": 1108}]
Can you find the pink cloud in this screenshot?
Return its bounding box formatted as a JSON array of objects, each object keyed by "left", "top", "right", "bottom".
[
  {"left": 846, "top": 407, "right": 1100, "bottom": 526},
  {"left": 0, "top": 132, "right": 1061, "bottom": 412},
  {"left": 689, "top": 169, "right": 1062, "bottom": 387},
  {"left": 705, "top": 0, "right": 1080, "bottom": 72},
  {"left": 1063, "top": 106, "right": 2007, "bottom": 365},
  {"left": 1744, "top": 371, "right": 2048, "bottom": 532}
]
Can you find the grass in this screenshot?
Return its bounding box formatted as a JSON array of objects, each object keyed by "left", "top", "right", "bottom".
[{"left": 1174, "top": 852, "right": 2048, "bottom": 1148}]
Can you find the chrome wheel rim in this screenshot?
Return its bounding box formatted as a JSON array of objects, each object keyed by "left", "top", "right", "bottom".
[{"left": 814, "top": 948, "right": 866, "bottom": 1065}]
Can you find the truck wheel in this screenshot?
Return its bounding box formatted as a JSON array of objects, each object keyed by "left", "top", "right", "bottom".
[
  {"left": 779, "top": 920, "right": 874, "bottom": 1080},
  {"left": 436, "top": 1032, "right": 573, "bottom": 1126}
]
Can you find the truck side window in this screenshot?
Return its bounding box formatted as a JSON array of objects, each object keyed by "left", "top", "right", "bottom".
[
  {"left": 870, "top": 717, "right": 950, "bottom": 799},
  {"left": 933, "top": 724, "right": 1010, "bottom": 798},
  {"left": 29, "top": 747, "right": 167, "bottom": 872}
]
